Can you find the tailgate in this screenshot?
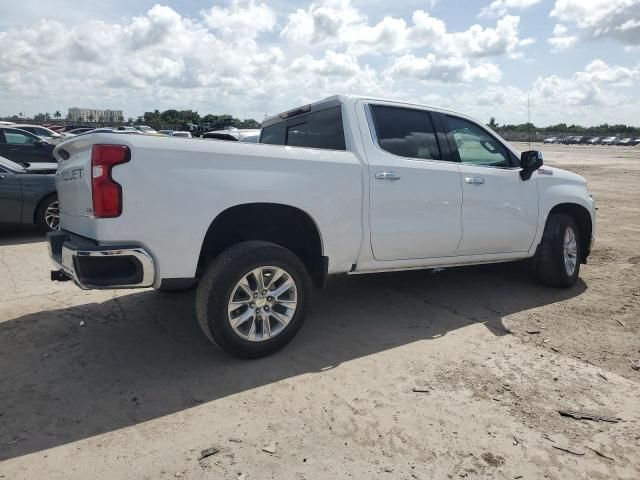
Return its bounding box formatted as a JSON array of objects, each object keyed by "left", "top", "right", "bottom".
[
  {"left": 54, "top": 135, "right": 104, "bottom": 238},
  {"left": 55, "top": 138, "right": 93, "bottom": 219}
]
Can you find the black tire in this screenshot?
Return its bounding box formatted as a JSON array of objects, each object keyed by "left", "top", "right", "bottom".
[
  {"left": 534, "top": 213, "right": 581, "bottom": 288},
  {"left": 196, "top": 241, "right": 311, "bottom": 358},
  {"left": 36, "top": 194, "right": 59, "bottom": 231}
]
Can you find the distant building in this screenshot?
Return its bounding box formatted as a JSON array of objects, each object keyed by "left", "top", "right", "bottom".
[{"left": 68, "top": 107, "right": 123, "bottom": 123}]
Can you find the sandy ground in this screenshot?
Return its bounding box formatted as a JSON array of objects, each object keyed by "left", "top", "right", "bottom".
[{"left": 1, "top": 143, "right": 639, "bottom": 479}]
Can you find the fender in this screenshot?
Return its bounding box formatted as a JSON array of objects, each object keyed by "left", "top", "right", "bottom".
[{"left": 528, "top": 171, "right": 596, "bottom": 258}]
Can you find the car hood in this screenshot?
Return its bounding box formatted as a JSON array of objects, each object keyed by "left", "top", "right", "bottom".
[{"left": 538, "top": 166, "right": 587, "bottom": 185}]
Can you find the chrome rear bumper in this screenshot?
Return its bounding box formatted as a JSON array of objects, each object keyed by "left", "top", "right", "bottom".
[{"left": 47, "top": 230, "right": 155, "bottom": 289}]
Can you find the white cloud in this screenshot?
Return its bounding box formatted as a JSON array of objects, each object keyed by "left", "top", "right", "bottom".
[
  {"left": 531, "top": 59, "right": 638, "bottom": 108},
  {"left": 479, "top": 0, "right": 543, "bottom": 18},
  {"left": 385, "top": 54, "right": 502, "bottom": 83},
  {"left": 440, "top": 15, "right": 534, "bottom": 57},
  {"left": 450, "top": 60, "right": 639, "bottom": 125},
  {"left": 281, "top": 1, "right": 533, "bottom": 58},
  {"left": 550, "top": 0, "right": 640, "bottom": 45},
  {"left": 280, "top": 0, "right": 363, "bottom": 44},
  {"left": 548, "top": 23, "right": 578, "bottom": 50},
  {"left": 201, "top": 0, "right": 276, "bottom": 38},
  {"left": 0, "top": 0, "right": 638, "bottom": 127},
  {"left": 576, "top": 59, "right": 639, "bottom": 84}
]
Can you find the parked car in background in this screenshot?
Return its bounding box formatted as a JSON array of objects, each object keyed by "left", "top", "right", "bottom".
[
  {"left": 601, "top": 136, "right": 619, "bottom": 145},
  {"left": 586, "top": 137, "right": 601, "bottom": 145},
  {"left": 169, "top": 131, "right": 192, "bottom": 138},
  {"left": 158, "top": 130, "right": 193, "bottom": 138},
  {"left": 134, "top": 125, "right": 160, "bottom": 135},
  {"left": 11, "top": 124, "right": 64, "bottom": 144},
  {"left": 58, "top": 125, "right": 89, "bottom": 133},
  {"left": 202, "top": 128, "right": 260, "bottom": 143},
  {"left": 543, "top": 137, "right": 558, "bottom": 144},
  {"left": 0, "top": 127, "right": 56, "bottom": 164},
  {"left": 0, "top": 155, "right": 59, "bottom": 230},
  {"left": 68, "top": 128, "right": 143, "bottom": 137},
  {"left": 616, "top": 138, "right": 633, "bottom": 146},
  {"left": 632, "top": 138, "right": 640, "bottom": 146},
  {"left": 64, "top": 128, "right": 94, "bottom": 136}
]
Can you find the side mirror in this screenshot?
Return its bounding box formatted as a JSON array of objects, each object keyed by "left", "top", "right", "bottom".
[
  {"left": 34, "top": 140, "right": 47, "bottom": 147},
  {"left": 520, "top": 150, "right": 543, "bottom": 181}
]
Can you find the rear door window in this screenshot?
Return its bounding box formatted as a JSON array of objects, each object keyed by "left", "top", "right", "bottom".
[
  {"left": 369, "top": 105, "right": 441, "bottom": 161},
  {"left": 4, "top": 130, "right": 37, "bottom": 145}
]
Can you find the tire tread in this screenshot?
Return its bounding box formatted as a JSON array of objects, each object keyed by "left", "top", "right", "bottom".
[{"left": 534, "top": 213, "right": 580, "bottom": 288}]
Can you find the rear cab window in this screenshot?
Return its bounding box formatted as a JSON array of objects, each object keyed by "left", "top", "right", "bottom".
[{"left": 260, "top": 104, "right": 346, "bottom": 151}]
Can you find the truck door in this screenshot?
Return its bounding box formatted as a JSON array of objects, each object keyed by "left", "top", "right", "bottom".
[
  {"left": 360, "top": 101, "right": 463, "bottom": 260},
  {"left": 441, "top": 113, "right": 539, "bottom": 255}
]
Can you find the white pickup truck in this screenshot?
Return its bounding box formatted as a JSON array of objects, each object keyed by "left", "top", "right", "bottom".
[{"left": 48, "top": 95, "right": 595, "bottom": 358}]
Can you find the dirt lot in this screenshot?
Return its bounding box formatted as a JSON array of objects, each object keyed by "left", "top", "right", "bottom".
[{"left": 1, "top": 143, "right": 639, "bottom": 479}]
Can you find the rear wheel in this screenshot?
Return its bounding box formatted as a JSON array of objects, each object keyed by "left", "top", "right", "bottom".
[
  {"left": 534, "top": 213, "right": 580, "bottom": 288},
  {"left": 196, "top": 241, "right": 311, "bottom": 358},
  {"left": 36, "top": 194, "right": 60, "bottom": 231}
]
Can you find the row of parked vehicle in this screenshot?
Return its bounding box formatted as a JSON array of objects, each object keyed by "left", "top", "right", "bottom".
[{"left": 543, "top": 135, "right": 640, "bottom": 145}]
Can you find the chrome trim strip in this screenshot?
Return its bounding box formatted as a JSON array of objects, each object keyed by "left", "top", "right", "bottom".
[{"left": 50, "top": 243, "right": 155, "bottom": 289}]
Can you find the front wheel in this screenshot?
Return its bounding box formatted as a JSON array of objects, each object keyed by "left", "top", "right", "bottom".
[
  {"left": 533, "top": 213, "right": 581, "bottom": 288},
  {"left": 196, "top": 241, "right": 311, "bottom": 358}
]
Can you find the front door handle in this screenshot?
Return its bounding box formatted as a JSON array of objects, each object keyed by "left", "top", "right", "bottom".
[
  {"left": 465, "top": 177, "right": 485, "bottom": 185},
  {"left": 375, "top": 171, "right": 401, "bottom": 181}
]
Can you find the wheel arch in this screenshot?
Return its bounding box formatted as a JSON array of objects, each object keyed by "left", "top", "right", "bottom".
[
  {"left": 197, "top": 202, "right": 327, "bottom": 287},
  {"left": 32, "top": 191, "right": 58, "bottom": 225},
  {"left": 548, "top": 202, "right": 592, "bottom": 262}
]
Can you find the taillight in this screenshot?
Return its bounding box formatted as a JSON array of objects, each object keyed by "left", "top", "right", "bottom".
[{"left": 91, "top": 144, "right": 130, "bottom": 218}]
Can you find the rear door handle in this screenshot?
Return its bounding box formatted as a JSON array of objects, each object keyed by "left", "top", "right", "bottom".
[
  {"left": 465, "top": 177, "right": 485, "bottom": 185},
  {"left": 375, "top": 171, "right": 401, "bottom": 181}
]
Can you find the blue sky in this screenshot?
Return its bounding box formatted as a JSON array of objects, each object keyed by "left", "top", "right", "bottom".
[{"left": 0, "top": 0, "right": 638, "bottom": 126}]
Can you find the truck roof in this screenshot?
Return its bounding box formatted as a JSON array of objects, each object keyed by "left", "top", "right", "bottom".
[{"left": 261, "top": 94, "right": 472, "bottom": 128}]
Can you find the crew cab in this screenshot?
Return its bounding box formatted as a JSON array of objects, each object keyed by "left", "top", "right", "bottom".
[{"left": 48, "top": 95, "right": 596, "bottom": 358}]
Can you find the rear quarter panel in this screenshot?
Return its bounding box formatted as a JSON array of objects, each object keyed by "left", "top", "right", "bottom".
[{"left": 18, "top": 174, "right": 56, "bottom": 224}]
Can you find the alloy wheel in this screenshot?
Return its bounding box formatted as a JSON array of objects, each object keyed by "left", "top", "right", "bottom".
[{"left": 227, "top": 266, "right": 298, "bottom": 342}]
